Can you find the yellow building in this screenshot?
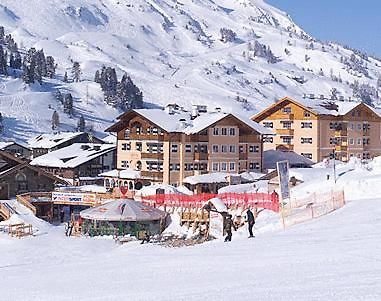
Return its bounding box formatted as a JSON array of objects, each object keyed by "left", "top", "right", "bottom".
[
  {"left": 252, "top": 97, "right": 381, "bottom": 162},
  {"left": 106, "top": 106, "right": 271, "bottom": 186}
]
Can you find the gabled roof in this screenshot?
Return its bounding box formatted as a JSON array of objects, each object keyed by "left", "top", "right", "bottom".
[
  {"left": 27, "top": 132, "right": 89, "bottom": 149},
  {"left": 0, "top": 150, "right": 27, "bottom": 165},
  {"left": 253, "top": 96, "right": 381, "bottom": 121},
  {"left": 0, "top": 141, "right": 31, "bottom": 150},
  {"left": 30, "top": 143, "right": 116, "bottom": 169},
  {"left": 0, "top": 161, "right": 69, "bottom": 185},
  {"left": 106, "top": 109, "right": 272, "bottom": 135}
]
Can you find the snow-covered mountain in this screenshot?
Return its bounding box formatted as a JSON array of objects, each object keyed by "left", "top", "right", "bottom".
[{"left": 0, "top": 0, "right": 381, "bottom": 141}]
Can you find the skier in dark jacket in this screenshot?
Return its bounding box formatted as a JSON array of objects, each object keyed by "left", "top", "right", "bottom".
[
  {"left": 246, "top": 208, "right": 255, "bottom": 238},
  {"left": 224, "top": 214, "right": 237, "bottom": 242}
]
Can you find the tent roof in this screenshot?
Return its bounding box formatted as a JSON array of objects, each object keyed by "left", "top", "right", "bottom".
[{"left": 80, "top": 199, "right": 167, "bottom": 221}]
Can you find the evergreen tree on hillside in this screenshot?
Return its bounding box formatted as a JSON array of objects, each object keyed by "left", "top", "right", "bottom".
[
  {"left": 63, "top": 93, "right": 74, "bottom": 116},
  {"left": 46, "top": 56, "right": 56, "bottom": 78},
  {"left": 94, "top": 70, "right": 101, "bottom": 83},
  {"left": 63, "top": 71, "right": 68, "bottom": 82},
  {"left": 51, "top": 110, "right": 59, "bottom": 130},
  {"left": 12, "top": 51, "right": 22, "bottom": 69},
  {"left": 102, "top": 67, "right": 118, "bottom": 105},
  {"left": 0, "top": 46, "right": 8, "bottom": 75},
  {"left": 0, "top": 26, "right": 4, "bottom": 44},
  {"left": 117, "top": 73, "right": 143, "bottom": 110},
  {"left": 0, "top": 112, "right": 4, "bottom": 134},
  {"left": 55, "top": 89, "right": 64, "bottom": 104},
  {"left": 35, "top": 49, "right": 47, "bottom": 84},
  {"left": 77, "top": 115, "right": 86, "bottom": 132},
  {"left": 22, "top": 48, "right": 37, "bottom": 84},
  {"left": 71, "top": 61, "right": 81, "bottom": 82}
]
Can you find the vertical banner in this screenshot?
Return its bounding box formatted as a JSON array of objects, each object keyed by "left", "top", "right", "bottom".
[
  {"left": 209, "top": 211, "right": 224, "bottom": 238},
  {"left": 276, "top": 160, "right": 290, "bottom": 201}
]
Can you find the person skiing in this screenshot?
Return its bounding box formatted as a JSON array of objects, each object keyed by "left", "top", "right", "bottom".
[
  {"left": 224, "top": 214, "right": 236, "bottom": 242},
  {"left": 246, "top": 208, "right": 255, "bottom": 238}
]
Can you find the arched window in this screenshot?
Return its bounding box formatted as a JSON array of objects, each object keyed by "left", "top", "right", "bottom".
[
  {"left": 15, "top": 172, "right": 28, "bottom": 192},
  {"left": 131, "top": 122, "right": 142, "bottom": 134},
  {"left": 124, "top": 181, "right": 128, "bottom": 187},
  {"left": 129, "top": 181, "right": 134, "bottom": 190}
]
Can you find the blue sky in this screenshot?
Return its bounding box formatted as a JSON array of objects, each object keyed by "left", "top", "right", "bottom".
[{"left": 266, "top": 0, "right": 381, "bottom": 56}]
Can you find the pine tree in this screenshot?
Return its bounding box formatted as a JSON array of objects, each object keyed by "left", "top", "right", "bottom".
[
  {"left": 0, "top": 112, "right": 4, "bottom": 134},
  {"left": 77, "top": 115, "right": 86, "bottom": 132},
  {"left": 0, "top": 26, "right": 4, "bottom": 44},
  {"left": 63, "top": 71, "right": 68, "bottom": 82},
  {"left": 103, "top": 67, "right": 118, "bottom": 105},
  {"left": 0, "top": 46, "right": 7, "bottom": 75},
  {"left": 35, "top": 49, "right": 46, "bottom": 84},
  {"left": 22, "top": 48, "right": 37, "bottom": 84},
  {"left": 13, "top": 52, "right": 22, "bottom": 69},
  {"left": 46, "top": 56, "right": 56, "bottom": 78},
  {"left": 63, "top": 93, "right": 74, "bottom": 116},
  {"left": 55, "top": 89, "right": 64, "bottom": 104},
  {"left": 71, "top": 61, "right": 81, "bottom": 82},
  {"left": 94, "top": 70, "right": 101, "bottom": 83},
  {"left": 51, "top": 110, "right": 59, "bottom": 130}
]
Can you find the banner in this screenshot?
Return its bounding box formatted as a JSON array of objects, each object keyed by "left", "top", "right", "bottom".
[
  {"left": 276, "top": 160, "right": 290, "bottom": 200},
  {"left": 52, "top": 192, "right": 97, "bottom": 204}
]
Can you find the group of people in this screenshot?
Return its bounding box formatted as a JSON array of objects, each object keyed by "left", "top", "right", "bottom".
[{"left": 224, "top": 208, "right": 255, "bottom": 242}]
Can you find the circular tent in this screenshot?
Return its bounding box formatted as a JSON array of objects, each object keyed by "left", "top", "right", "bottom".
[{"left": 80, "top": 199, "right": 168, "bottom": 237}]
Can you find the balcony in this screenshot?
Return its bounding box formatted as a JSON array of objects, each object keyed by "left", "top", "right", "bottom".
[
  {"left": 194, "top": 152, "right": 208, "bottom": 161},
  {"left": 141, "top": 171, "right": 164, "bottom": 179},
  {"left": 141, "top": 152, "right": 164, "bottom": 160},
  {"left": 239, "top": 153, "right": 248, "bottom": 160},
  {"left": 276, "top": 128, "right": 294, "bottom": 136},
  {"left": 129, "top": 133, "right": 165, "bottom": 141},
  {"left": 334, "top": 130, "right": 347, "bottom": 137},
  {"left": 335, "top": 145, "right": 348, "bottom": 152}
]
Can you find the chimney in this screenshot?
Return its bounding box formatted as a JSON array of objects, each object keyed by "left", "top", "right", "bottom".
[
  {"left": 179, "top": 118, "right": 187, "bottom": 128},
  {"left": 165, "top": 104, "right": 175, "bottom": 115},
  {"left": 215, "top": 107, "right": 222, "bottom": 113},
  {"left": 191, "top": 105, "right": 199, "bottom": 120}
]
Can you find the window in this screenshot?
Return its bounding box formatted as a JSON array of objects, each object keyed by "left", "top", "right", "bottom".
[
  {"left": 229, "top": 162, "right": 236, "bottom": 171},
  {"left": 213, "top": 128, "right": 219, "bottom": 135},
  {"left": 301, "top": 153, "right": 313, "bottom": 159},
  {"left": 212, "top": 162, "right": 219, "bottom": 171},
  {"left": 282, "top": 121, "right": 292, "bottom": 129},
  {"left": 349, "top": 123, "right": 354, "bottom": 130},
  {"left": 249, "top": 162, "right": 260, "bottom": 170},
  {"left": 221, "top": 162, "right": 227, "bottom": 171},
  {"left": 239, "top": 145, "right": 244, "bottom": 153},
  {"left": 221, "top": 128, "right": 227, "bottom": 136},
  {"left": 301, "top": 137, "right": 313, "bottom": 144},
  {"left": 349, "top": 138, "right": 354, "bottom": 145},
  {"left": 249, "top": 145, "right": 259, "bottom": 153},
  {"left": 212, "top": 145, "right": 219, "bottom": 153},
  {"left": 229, "top": 145, "right": 236, "bottom": 153},
  {"left": 329, "top": 138, "right": 337, "bottom": 145},
  {"left": 185, "top": 163, "right": 193, "bottom": 171},
  {"left": 171, "top": 144, "right": 178, "bottom": 152},
  {"left": 170, "top": 163, "right": 181, "bottom": 171},
  {"left": 303, "top": 111, "right": 311, "bottom": 117},
  {"left": 121, "top": 143, "right": 131, "bottom": 151},
  {"left": 301, "top": 122, "right": 312, "bottom": 129},
  {"left": 263, "top": 122, "right": 273, "bottom": 128},
  {"left": 121, "top": 160, "right": 129, "bottom": 168},
  {"left": 221, "top": 145, "right": 228, "bottom": 153},
  {"left": 124, "top": 129, "right": 130, "bottom": 139},
  {"left": 329, "top": 122, "right": 337, "bottom": 130},
  {"left": 185, "top": 144, "right": 192, "bottom": 153},
  {"left": 282, "top": 136, "right": 292, "bottom": 144},
  {"left": 263, "top": 136, "right": 273, "bottom": 143},
  {"left": 136, "top": 142, "right": 142, "bottom": 151},
  {"left": 357, "top": 138, "right": 362, "bottom": 145},
  {"left": 229, "top": 128, "right": 236, "bottom": 135},
  {"left": 357, "top": 123, "right": 361, "bottom": 130},
  {"left": 282, "top": 107, "right": 291, "bottom": 114}
]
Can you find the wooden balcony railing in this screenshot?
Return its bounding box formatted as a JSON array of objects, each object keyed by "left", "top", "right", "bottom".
[
  {"left": 194, "top": 152, "right": 208, "bottom": 161},
  {"left": 276, "top": 129, "right": 294, "bottom": 136},
  {"left": 141, "top": 152, "right": 164, "bottom": 160},
  {"left": 141, "top": 171, "right": 164, "bottom": 179}
]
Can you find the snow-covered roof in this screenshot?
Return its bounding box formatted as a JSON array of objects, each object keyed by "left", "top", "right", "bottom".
[
  {"left": 99, "top": 169, "right": 142, "bottom": 179},
  {"left": 264, "top": 150, "right": 313, "bottom": 170},
  {"left": 30, "top": 143, "right": 115, "bottom": 168},
  {"left": 0, "top": 141, "right": 31, "bottom": 150},
  {"left": 27, "top": 132, "right": 87, "bottom": 149},
  {"left": 113, "top": 109, "right": 272, "bottom": 135},
  {"left": 297, "top": 99, "right": 373, "bottom": 116},
  {"left": 183, "top": 172, "right": 235, "bottom": 185},
  {"left": 204, "top": 197, "right": 228, "bottom": 213},
  {"left": 80, "top": 199, "right": 167, "bottom": 221}
]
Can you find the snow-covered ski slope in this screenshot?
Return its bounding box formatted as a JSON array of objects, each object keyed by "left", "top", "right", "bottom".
[{"left": 1, "top": 0, "right": 381, "bottom": 141}]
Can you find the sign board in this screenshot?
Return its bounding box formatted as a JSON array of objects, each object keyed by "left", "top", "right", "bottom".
[
  {"left": 209, "top": 211, "right": 224, "bottom": 238},
  {"left": 276, "top": 160, "right": 290, "bottom": 201},
  {"left": 52, "top": 192, "right": 97, "bottom": 204}
]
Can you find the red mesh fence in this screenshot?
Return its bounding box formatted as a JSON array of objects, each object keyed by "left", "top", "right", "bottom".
[{"left": 141, "top": 192, "right": 279, "bottom": 212}]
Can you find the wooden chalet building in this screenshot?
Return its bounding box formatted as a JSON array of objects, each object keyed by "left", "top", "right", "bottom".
[
  {"left": 252, "top": 97, "right": 381, "bottom": 162},
  {"left": 0, "top": 151, "right": 68, "bottom": 199},
  {"left": 0, "top": 141, "right": 32, "bottom": 159},
  {"left": 105, "top": 105, "right": 271, "bottom": 186},
  {"left": 27, "top": 132, "right": 105, "bottom": 158},
  {"left": 30, "top": 143, "right": 116, "bottom": 186}
]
